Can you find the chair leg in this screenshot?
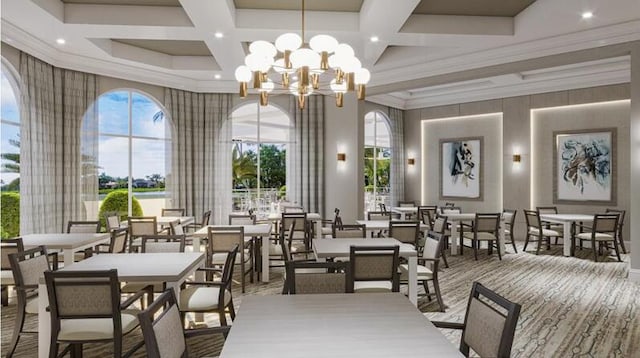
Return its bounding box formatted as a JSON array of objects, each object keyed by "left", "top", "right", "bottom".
[
  {"left": 612, "top": 240, "right": 622, "bottom": 262},
  {"left": 422, "top": 280, "right": 432, "bottom": 301},
  {"left": 510, "top": 235, "right": 518, "bottom": 253},
  {"left": 219, "top": 309, "right": 228, "bottom": 326},
  {"left": 488, "top": 241, "right": 493, "bottom": 255},
  {"left": 228, "top": 298, "right": 236, "bottom": 320},
  {"left": 473, "top": 240, "right": 478, "bottom": 261},
  {"left": 523, "top": 234, "right": 530, "bottom": 252},
  {"left": 1, "top": 286, "right": 8, "bottom": 306},
  {"left": 70, "top": 344, "right": 83, "bottom": 358},
  {"left": 618, "top": 232, "right": 627, "bottom": 254},
  {"left": 432, "top": 279, "right": 445, "bottom": 313},
  {"left": 592, "top": 239, "right": 598, "bottom": 262},
  {"left": 7, "top": 299, "right": 27, "bottom": 358},
  {"left": 496, "top": 240, "right": 502, "bottom": 260},
  {"left": 535, "top": 237, "right": 541, "bottom": 255},
  {"left": 440, "top": 246, "right": 449, "bottom": 268}
]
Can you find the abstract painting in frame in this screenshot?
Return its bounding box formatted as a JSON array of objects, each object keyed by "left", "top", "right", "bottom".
[
  {"left": 439, "top": 137, "right": 483, "bottom": 200},
  {"left": 553, "top": 128, "right": 616, "bottom": 205}
]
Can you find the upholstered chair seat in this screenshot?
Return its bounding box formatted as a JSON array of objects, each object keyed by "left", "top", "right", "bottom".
[
  {"left": 25, "top": 297, "right": 39, "bottom": 314},
  {"left": 58, "top": 310, "right": 140, "bottom": 341},
  {"left": 353, "top": 280, "right": 393, "bottom": 292},
  {"left": 575, "top": 232, "right": 615, "bottom": 241},
  {"left": 399, "top": 264, "right": 433, "bottom": 281},
  {"left": 528, "top": 228, "right": 560, "bottom": 237},
  {"left": 462, "top": 232, "right": 497, "bottom": 241},
  {"left": 179, "top": 286, "right": 233, "bottom": 311}
]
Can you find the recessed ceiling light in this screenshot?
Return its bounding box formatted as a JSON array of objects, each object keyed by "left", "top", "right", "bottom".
[
  {"left": 56, "top": 38, "right": 66, "bottom": 45},
  {"left": 292, "top": 75, "right": 298, "bottom": 81},
  {"left": 214, "top": 32, "right": 224, "bottom": 38},
  {"left": 370, "top": 36, "right": 379, "bottom": 43},
  {"left": 581, "top": 11, "right": 594, "bottom": 19},
  {"left": 214, "top": 74, "right": 221, "bottom": 79}
]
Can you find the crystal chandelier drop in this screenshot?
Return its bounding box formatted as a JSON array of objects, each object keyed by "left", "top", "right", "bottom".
[{"left": 234, "top": 0, "right": 371, "bottom": 109}]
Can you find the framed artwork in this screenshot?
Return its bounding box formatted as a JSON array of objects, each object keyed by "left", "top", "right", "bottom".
[
  {"left": 439, "top": 137, "right": 483, "bottom": 200},
  {"left": 553, "top": 128, "right": 616, "bottom": 205}
]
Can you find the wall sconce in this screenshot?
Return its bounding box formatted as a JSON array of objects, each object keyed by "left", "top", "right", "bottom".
[
  {"left": 407, "top": 158, "right": 415, "bottom": 165},
  {"left": 512, "top": 154, "right": 521, "bottom": 163},
  {"left": 337, "top": 153, "right": 346, "bottom": 161}
]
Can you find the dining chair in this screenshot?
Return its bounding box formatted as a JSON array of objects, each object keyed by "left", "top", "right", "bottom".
[
  {"left": 228, "top": 214, "right": 256, "bottom": 225},
  {"left": 103, "top": 211, "right": 123, "bottom": 233},
  {"left": 349, "top": 245, "right": 400, "bottom": 293},
  {"left": 388, "top": 221, "right": 420, "bottom": 247},
  {"left": 281, "top": 212, "right": 311, "bottom": 254},
  {"left": 503, "top": 209, "right": 518, "bottom": 253},
  {"left": 93, "top": 227, "right": 129, "bottom": 255},
  {"left": 400, "top": 231, "right": 445, "bottom": 312},
  {"left": 285, "top": 261, "right": 352, "bottom": 294},
  {"left": 161, "top": 208, "right": 186, "bottom": 217},
  {"left": 444, "top": 202, "right": 456, "bottom": 208},
  {"left": 127, "top": 216, "right": 158, "bottom": 252},
  {"left": 367, "top": 211, "right": 392, "bottom": 237},
  {"left": 605, "top": 208, "right": 626, "bottom": 253},
  {"left": 185, "top": 210, "right": 212, "bottom": 233},
  {"left": 432, "top": 215, "right": 450, "bottom": 268},
  {"left": 283, "top": 206, "right": 305, "bottom": 213},
  {"left": 462, "top": 213, "right": 502, "bottom": 260},
  {"left": 398, "top": 201, "right": 416, "bottom": 219},
  {"left": 332, "top": 224, "right": 366, "bottom": 238},
  {"left": 137, "top": 289, "right": 230, "bottom": 358},
  {"left": 432, "top": 282, "right": 521, "bottom": 358},
  {"left": 179, "top": 245, "right": 238, "bottom": 326},
  {"left": 320, "top": 208, "right": 341, "bottom": 238},
  {"left": 418, "top": 205, "right": 438, "bottom": 229},
  {"left": 1, "top": 238, "right": 24, "bottom": 307},
  {"left": 44, "top": 269, "right": 151, "bottom": 358},
  {"left": 536, "top": 206, "right": 563, "bottom": 244},
  {"left": 66, "top": 220, "right": 102, "bottom": 261},
  {"left": 279, "top": 223, "right": 320, "bottom": 293},
  {"left": 378, "top": 203, "right": 388, "bottom": 213},
  {"left": 523, "top": 210, "right": 559, "bottom": 255},
  {"left": 575, "top": 213, "right": 621, "bottom": 262},
  {"left": 208, "top": 226, "right": 253, "bottom": 293},
  {"left": 6, "top": 246, "right": 58, "bottom": 358}
]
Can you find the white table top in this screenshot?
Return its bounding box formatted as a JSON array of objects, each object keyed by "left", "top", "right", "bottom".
[
  {"left": 21, "top": 233, "right": 110, "bottom": 250},
  {"left": 267, "top": 212, "right": 322, "bottom": 221},
  {"left": 193, "top": 223, "right": 272, "bottom": 238},
  {"left": 314, "top": 238, "right": 417, "bottom": 258},
  {"left": 157, "top": 216, "right": 194, "bottom": 225},
  {"left": 539, "top": 213, "right": 594, "bottom": 222},
  {"left": 57, "top": 252, "right": 205, "bottom": 282},
  {"left": 356, "top": 220, "right": 429, "bottom": 231},
  {"left": 439, "top": 212, "right": 476, "bottom": 221},
  {"left": 220, "top": 293, "right": 462, "bottom": 358},
  {"left": 392, "top": 206, "right": 418, "bottom": 213}
]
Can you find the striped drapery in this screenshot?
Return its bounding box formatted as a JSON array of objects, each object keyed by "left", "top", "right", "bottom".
[
  {"left": 19, "top": 53, "right": 97, "bottom": 234},
  {"left": 388, "top": 106, "right": 405, "bottom": 206},
  {"left": 288, "top": 96, "right": 325, "bottom": 215},
  {"left": 164, "top": 89, "right": 233, "bottom": 224}
]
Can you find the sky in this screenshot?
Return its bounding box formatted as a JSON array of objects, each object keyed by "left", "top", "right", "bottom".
[{"left": 1, "top": 70, "right": 19, "bottom": 184}]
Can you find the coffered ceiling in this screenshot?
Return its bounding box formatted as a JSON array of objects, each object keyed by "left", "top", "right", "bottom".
[{"left": 2, "top": 0, "right": 639, "bottom": 108}]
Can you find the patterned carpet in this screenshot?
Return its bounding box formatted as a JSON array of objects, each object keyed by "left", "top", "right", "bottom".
[{"left": 2, "top": 243, "right": 638, "bottom": 357}]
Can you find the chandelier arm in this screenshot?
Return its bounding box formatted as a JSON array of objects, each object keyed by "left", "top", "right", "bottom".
[{"left": 301, "top": 0, "right": 305, "bottom": 43}]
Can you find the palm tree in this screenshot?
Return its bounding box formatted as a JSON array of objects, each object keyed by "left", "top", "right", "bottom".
[
  {"left": 0, "top": 138, "right": 20, "bottom": 173},
  {"left": 232, "top": 145, "right": 256, "bottom": 189}
]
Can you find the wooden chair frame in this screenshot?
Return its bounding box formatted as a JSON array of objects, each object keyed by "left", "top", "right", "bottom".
[
  {"left": 285, "top": 261, "right": 352, "bottom": 294},
  {"left": 348, "top": 245, "right": 400, "bottom": 293}
]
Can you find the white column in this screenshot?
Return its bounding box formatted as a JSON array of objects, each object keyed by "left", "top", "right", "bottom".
[{"left": 630, "top": 43, "right": 640, "bottom": 283}]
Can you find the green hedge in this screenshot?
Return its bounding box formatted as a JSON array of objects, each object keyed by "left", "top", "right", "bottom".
[
  {"left": 98, "top": 190, "right": 143, "bottom": 229},
  {"left": 1, "top": 192, "right": 20, "bottom": 239}
]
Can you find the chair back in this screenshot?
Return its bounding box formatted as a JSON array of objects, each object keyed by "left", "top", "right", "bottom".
[
  {"left": 67, "top": 221, "right": 101, "bottom": 233},
  {"left": 9, "top": 246, "right": 54, "bottom": 289},
  {"left": 207, "top": 226, "right": 244, "bottom": 255},
  {"left": 137, "top": 289, "right": 188, "bottom": 358},
  {"left": 281, "top": 212, "right": 307, "bottom": 237},
  {"left": 103, "top": 211, "right": 122, "bottom": 232},
  {"left": 378, "top": 203, "right": 387, "bottom": 213},
  {"left": 503, "top": 209, "right": 517, "bottom": 229},
  {"left": 219, "top": 246, "right": 239, "bottom": 292},
  {"left": 398, "top": 201, "right": 415, "bottom": 207},
  {"left": 229, "top": 214, "right": 256, "bottom": 225},
  {"left": 418, "top": 206, "right": 438, "bottom": 227},
  {"left": 349, "top": 245, "right": 400, "bottom": 291},
  {"left": 332, "top": 224, "right": 366, "bottom": 238},
  {"left": 474, "top": 213, "right": 500, "bottom": 234},
  {"left": 284, "top": 206, "right": 304, "bottom": 213},
  {"left": 388, "top": 221, "right": 420, "bottom": 245},
  {"left": 460, "top": 282, "right": 521, "bottom": 358},
  {"left": 141, "top": 235, "right": 186, "bottom": 253},
  {"left": 367, "top": 211, "right": 391, "bottom": 221},
  {"left": 593, "top": 214, "right": 619, "bottom": 234},
  {"left": 433, "top": 216, "right": 448, "bottom": 234},
  {"left": 523, "top": 210, "right": 541, "bottom": 229},
  {"left": 200, "top": 210, "right": 212, "bottom": 226},
  {"left": 170, "top": 222, "right": 185, "bottom": 235},
  {"left": 441, "top": 207, "right": 462, "bottom": 215},
  {"left": 605, "top": 208, "right": 626, "bottom": 233},
  {"left": 444, "top": 202, "right": 455, "bottom": 208},
  {"left": 422, "top": 231, "right": 444, "bottom": 265},
  {"left": 1, "top": 238, "right": 24, "bottom": 271},
  {"left": 109, "top": 228, "right": 129, "bottom": 253},
  {"left": 536, "top": 206, "right": 558, "bottom": 215},
  {"left": 161, "top": 208, "right": 185, "bottom": 217},
  {"left": 128, "top": 217, "right": 158, "bottom": 237},
  {"left": 286, "top": 261, "right": 351, "bottom": 294}
]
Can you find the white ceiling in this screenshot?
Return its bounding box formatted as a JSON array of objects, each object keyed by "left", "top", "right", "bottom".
[{"left": 1, "top": 0, "right": 639, "bottom": 109}]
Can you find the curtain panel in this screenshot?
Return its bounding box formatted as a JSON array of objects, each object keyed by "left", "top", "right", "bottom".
[
  {"left": 164, "top": 88, "right": 232, "bottom": 224},
  {"left": 388, "top": 106, "right": 405, "bottom": 206},
  {"left": 288, "top": 96, "right": 325, "bottom": 215},
  {"left": 19, "top": 53, "right": 97, "bottom": 234}
]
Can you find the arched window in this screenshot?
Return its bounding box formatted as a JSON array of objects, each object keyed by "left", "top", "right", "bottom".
[
  {"left": 94, "top": 90, "right": 171, "bottom": 216},
  {"left": 230, "top": 103, "right": 291, "bottom": 212},
  {"left": 364, "top": 111, "right": 392, "bottom": 212},
  {"left": 1, "top": 61, "right": 21, "bottom": 238}
]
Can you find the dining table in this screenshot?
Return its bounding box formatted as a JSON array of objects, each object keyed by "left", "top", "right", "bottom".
[
  {"left": 356, "top": 219, "right": 430, "bottom": 236},
  {"left": 266, "top": 212, "right": 324, "bottom": 240},
  {"left": 539, "top": 213, "right": 593, "bottom": 256},
  {"left": 20, "top": 232, "right": 111, "bottom": 267},
  {"left": 37, "top": 252, "right": 205, "bottom": 358},
  {"left": 438, "top": 212, "right": 511, "bottom": 256},
  {"left": 313, "top": 238, "right": 418, "bottom": 306},
  {"left": 391, "top": 206, "right": 418, "bottom": 220},
  {"left": 220, "top": 293, "right": 462, "bottom": 358}
]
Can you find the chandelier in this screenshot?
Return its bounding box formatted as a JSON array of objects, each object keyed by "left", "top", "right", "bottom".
[{"left": 233, "top": 0, "right": 371, "bottom": 109}]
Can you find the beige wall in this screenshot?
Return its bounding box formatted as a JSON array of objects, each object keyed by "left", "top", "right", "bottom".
[{"left": 404, "top": 84, "right": 631, "bottom": 240}]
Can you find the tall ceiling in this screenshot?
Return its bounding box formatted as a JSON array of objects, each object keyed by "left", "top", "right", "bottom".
[{"left": 2, "top": 0, "right": 639, "bottom": 109}]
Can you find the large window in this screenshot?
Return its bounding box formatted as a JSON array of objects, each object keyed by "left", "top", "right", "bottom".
[
  {"left": 1, "top": 63, "right": 21, "bottom": 238},
  {"left": 364, "top": 111, "right": 391, "bottom": 212},
  {"left": 231, "top": 103, "right": 291, "bottom": 213},
  {"left": 96, "top": 90, "right": 171, "bottom": 217}
]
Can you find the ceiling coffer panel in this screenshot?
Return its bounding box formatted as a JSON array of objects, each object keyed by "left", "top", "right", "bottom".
[
  {"left": 112, "top": 39, "right": 212, "bottom": 56},
  {"left": 413, "top": 0, "right": 536, "bottom": 17},
  {"left": 233, "top": 0, "right": 363, "bottom": 12},
  {"left": 61, "top": 0, "right": 182, "bottom": 6}
]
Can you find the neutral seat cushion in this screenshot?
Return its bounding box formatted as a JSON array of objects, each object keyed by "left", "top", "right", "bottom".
[
  {"left": 58, "top": 310, "right": 140, "bottom": 341},
  {"left": 179, "top": 287, "right": 232, "bottom": 311},
  {"left": 528, "top": 228, "right": 560, "bottom": 237},
  {"left": 321, "top": 227, "right": 333, "bottom": 236},
  {"left": 399, "top": 264, "right": 433, "bottom": 281},
  {"left": 0, "top": 270, "right": 14, "bottom": 285},
  {"left": 211, "top": 251, "right": 251, "bottom": 266},
  {"left": 576, "top": 232, "right": 615, "bottom": 241},
  {"left": 25, "top": 297, "right": 39, "bottom": 314},
  {"left": 462, "top": 232, "right": 498, "bottom": 241},
  {"left": 353, "top": 281, "right": 393, "bottom": 293}
]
